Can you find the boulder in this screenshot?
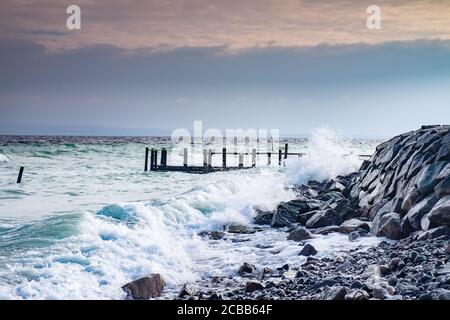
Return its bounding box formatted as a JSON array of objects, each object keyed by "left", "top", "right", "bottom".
[
  {"left": 244, "top": 281, "right": 264, "bottom": 293},
  {"left": 305, "top": 209, "right": 341, "bottom": 228},
  {"left": 371, "top": 212, "right": 401, "bottom": 240},
  {"left": 270, "top": 200, "right": 315, "bottom": 227},
  {"left": 198, "top": 231, "right": 226, "bottom": 240},
  {"left": 322, "top": 286, "right": 347, "bottom": 300},
  {"left": 299, "top": 244, "right": 317, "bottom": 256},
  {"left": 331, "top": 199, "right": 351, "bottom": 219},
  {"left": 401, "top": 187, "right": 421, "bottom": 213},
  {"left": 400, "top": 215, "right": 414, "bottom": 237},
  {"left": 422, "top": 195, "right": 450, "bottom": 230},
  {"left": 237, "top": 262, "right": 256, "bottom": 276},
  {"left": 287, "top": 227, "right": 313, "bottom": 242},
  {"left": 178, "top": 283, "right": 198, "bottom": 298},
  {"left": 416, "top": 226, "right": 450, "bottom": 240},
  {"left": 405, "top": 194, "right": 438, "bottom": 230},
  {"left": 253, "top": 211, "right": 274, "bottom": 225},
  {"left": 311, "top": 225, "right": 341, "bottom": 235},
  {"left": 297, "top": 210, "right": 319, "bottom": 225},
  {"left": 225, "top": 223, "right": 262, "bottom": 234},
  {"left": 416, "top": 162, "right": 447, "bottom": 195},
  {"left": 122, "top": 274, "right": 166, "bottom": 299},
  {"left": 345, "top": 289, "right": 369, "bottom": 300},
  {"left": 435, "top": 176, "right": 450, "bottom": 197},
  {"left": 339, "top": 219, "right": 370, "bottom": 234}
]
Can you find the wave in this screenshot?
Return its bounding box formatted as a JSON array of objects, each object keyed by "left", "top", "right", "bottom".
[
  {"left": 0, "top": 169, "right": 293, "bottom": 299},
  {"left": 285, "top": 127, "right": 362, "bottom": 185}
]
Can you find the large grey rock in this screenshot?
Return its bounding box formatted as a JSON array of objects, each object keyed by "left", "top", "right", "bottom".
[
  {"left": 323, "top": 286, "right": 347, "bottom": 300},
  {"left": 416, "top": 161, "right": 447, "bottom": 195},
  {"left": 416, "top": 226, "right": 450, "bottom": 240},
  {"left": 253, "top": 210, "right": 274, "bottom": 225},
  {"left": 225, "top": 223, "right": 262, "bottom": 234},
  {"left": 305, "top": 209, "right": 341, "bottom": 228},
  {"left": 299, "top": 243, "right": 317, "bottom": 256},
  {"left": 122, "top": 274, "right": 166, "bottom": 299},
  {"left": 244, "top": 281, "right": 264, "bottom": 292},
  {"left": 339, "top": 219, "right": 370, "bottom": 234},
  {"left": 401, "top": 187, "right": 421, "bottom": 214},
  {"left": 237, "top": 262, "right": 256, "bottom": 276},
  {"left": 405, "top": 194, "right": 438, "bottom": 230},
  {"left": 435, "top": 176, "right": 450, "bottom": 197},
  {"left": 271, "top": 198, "right": 322, "bottom": 227},
  {"left": 371, "top": 212, "right": 401, "bottom": 240},
  {"left": 287, "top": 227, "right": 313, "bottom": 242},
  {"left": 422, "top": 195, "right": 450, "bottom": 230}
]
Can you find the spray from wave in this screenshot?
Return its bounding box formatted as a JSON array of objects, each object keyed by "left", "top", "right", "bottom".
[{"left": 286, "top": 128, "right": 361, "bottom": 185}]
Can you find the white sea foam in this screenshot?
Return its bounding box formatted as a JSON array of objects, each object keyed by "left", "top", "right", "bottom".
[
  {"left": 286, "top": 128, "right": 362, "bottom": 185},
  {"left": 0, "top": 133, "right": 379, "bottom": 299},
  {"left": 0, "top": 154, "right": 8, "bottom": 163}
]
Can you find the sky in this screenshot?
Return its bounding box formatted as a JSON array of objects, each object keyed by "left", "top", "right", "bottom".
[{"left": 1, "top": 0, "right": 450, "bottom": 138}]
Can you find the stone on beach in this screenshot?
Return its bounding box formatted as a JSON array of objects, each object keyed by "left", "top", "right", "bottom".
[
  {"left": 299, "top": 243, "right": 317, "bottom": 256},
  {"left": 122, "top": 274, "right": 166, "bottom": 299},
  {"left": 287, "top": 227, "right": 313, "bottom": 242},
  {"left": 244, "top": 281, "right": 265, "bottom": 292}
]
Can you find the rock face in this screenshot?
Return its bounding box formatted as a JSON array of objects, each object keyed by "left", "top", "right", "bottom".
[
  {"left": 122, "top": 274, "right": 166, "bottom": 299},
  {"left": 346, "top": 125, "right": 450, "bottom": 240}
]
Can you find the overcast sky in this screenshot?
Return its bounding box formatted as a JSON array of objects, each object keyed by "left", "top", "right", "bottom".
[{"left": 1, "top": 0, "right": 450, "bottom": 138}]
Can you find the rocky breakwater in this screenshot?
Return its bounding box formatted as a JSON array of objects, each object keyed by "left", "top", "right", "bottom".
[{"left": 346, "top": 125, "right": 450, "bottom": 240}]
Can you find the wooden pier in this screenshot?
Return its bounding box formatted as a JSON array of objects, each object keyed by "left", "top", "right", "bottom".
[
  {"left": 144, "top": 144, "right": 298, "bottom": 173},
  {"left": 144, "top": 144, "right": 371, "bottom": 174}
]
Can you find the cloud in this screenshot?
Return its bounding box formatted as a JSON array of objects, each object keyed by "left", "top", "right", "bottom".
[
  {"left": 1, "top": 0, "right": 450, "bottom": 51},
  {"left": 1, "top": 38, "right": 449, "bottom": 93}
]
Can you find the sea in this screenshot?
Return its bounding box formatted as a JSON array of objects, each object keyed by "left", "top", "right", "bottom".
[{"left": 0, "top": 128, "right": 382, "bottom": 299}]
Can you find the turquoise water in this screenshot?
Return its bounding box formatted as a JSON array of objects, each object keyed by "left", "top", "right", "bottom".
[{"left": 0, "top": 132, "right": 380, "bottom": 299}]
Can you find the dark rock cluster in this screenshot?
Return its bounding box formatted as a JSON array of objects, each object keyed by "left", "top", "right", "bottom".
[
  {"left": 178, "top": 237, "right": 449, "bottom": 300},
  {"left": 346, "top": 125, "right": 450, "bottom": 240}
]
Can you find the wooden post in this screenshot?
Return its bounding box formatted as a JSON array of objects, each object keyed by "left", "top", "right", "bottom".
[
  {"left": 203, "top": 149, "right": 207, "bottom": 168},
  {"left": 239, "top": 153, "right": 244, "bottom": 168},
  {"left": 278, "top": 149, "right": 282, "bottom": 165},
  {"left": 284, "top": 143, "right": 288, "bottom": 159},
  {"left": 161, "top": 148, "right": 167, "bottom": 167},
  {"left": 150, "top": 149, "right": 155, "bottom": 170},
  {"left": 222, "top": 148, "right": 226, "bottom": 168},
  {"left": 208, "top": 149, "right": 212, "bottom": 167},
  {"left": 17, "top": 167, "right": 24, "bottom": 183},
  {"left": 252, "top": 148, "right": 256, "bottom": 167},
  {"left": 154, "top": 150, "right": 158, "bottom": 168},
  {"left": 267, "top": 152, "right": 271, "bottom": 165},
  {"left": 144, "top": 147, "right": 149, "bottom": 171},
  {"left": 183, "top": 148, "right": 188, "bottom": 167}
]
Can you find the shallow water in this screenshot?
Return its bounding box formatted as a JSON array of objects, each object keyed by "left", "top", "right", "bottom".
[{"left": 0, "top": 131, "right": 381, "bottom": 299}]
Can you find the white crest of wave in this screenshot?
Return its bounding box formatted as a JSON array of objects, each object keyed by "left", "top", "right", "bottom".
[
  {"left": 0, "top": 169, "right": 294, "bottom": 299},
  {"left": 0, "top": 154, "right": 9, "bottom": 163},
  {"left": 286, "top": 128, "right": 361, "bottom": 185}
]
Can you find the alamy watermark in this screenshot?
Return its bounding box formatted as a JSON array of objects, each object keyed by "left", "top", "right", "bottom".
[
  {"left": 367, "top": 5, "right": 382, "bottom": 30},
  {"left": 66, "top": 5, "right": 81, "bottom": 30},
  {"left": 66, "top": 4, "right": 382, "bottom": 32},
  {"left": 170, "top": 121, "right": 280, "bottom": 163}
]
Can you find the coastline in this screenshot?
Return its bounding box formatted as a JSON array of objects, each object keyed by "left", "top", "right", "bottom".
[{"left": 122, "top": 125, "right": 450, "bottom": 300}]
